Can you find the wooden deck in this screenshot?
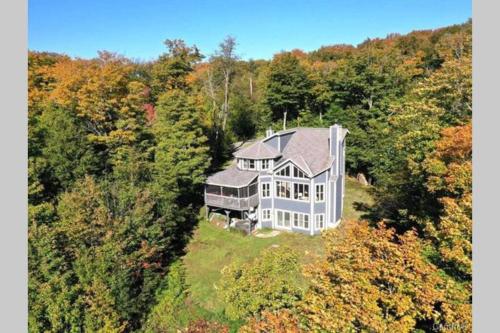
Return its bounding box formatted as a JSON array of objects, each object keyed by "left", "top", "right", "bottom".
[{"left": 204, "top": 192, "right": 259, "bottom": 211}]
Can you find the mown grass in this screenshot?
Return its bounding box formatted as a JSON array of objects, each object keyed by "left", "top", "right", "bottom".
[
  {"left": 343, "top": 176, "right": 374, "bottom": 221},
  {"left": 183, "top": 219, "right": 324, "bottom": 313},
  {"left": 182, "top": 175, "right": 373, "bottom": 320}
]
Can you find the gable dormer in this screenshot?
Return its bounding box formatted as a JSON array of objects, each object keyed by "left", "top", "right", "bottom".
[{"left": 234, "top": 140, "right": 281, "bottom": 171}]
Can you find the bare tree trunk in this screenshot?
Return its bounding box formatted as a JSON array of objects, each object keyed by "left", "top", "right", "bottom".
[
  {"left": 249, "top": 76, "right": 253, "bottom": 98},
  {"left": 367, "top": 94, "right": 373, "bottom": 110},
  {"left": 283, "top": 111, "right": 287, "bottom": 130},
  {"left": 204, "top": 69, "right": 221, "bottom": 140},
  {"left": 222, "top": 69, "right": 230, "bottom": 131}
]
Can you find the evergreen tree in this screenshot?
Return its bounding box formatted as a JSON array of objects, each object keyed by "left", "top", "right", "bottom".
[
  {"left": 39, "top": 106, "right": 101, "bottom": 191},
  {"left": 152, "top": 89, "right": 210, "bottom": 205}
]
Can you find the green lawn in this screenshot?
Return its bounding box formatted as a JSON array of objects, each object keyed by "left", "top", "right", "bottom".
[
  {"left": 182, "top": 176, "right": 372, "bottom": 316},
  {"left": 343, "top": 176, "right": 374, "bottom": 221}
]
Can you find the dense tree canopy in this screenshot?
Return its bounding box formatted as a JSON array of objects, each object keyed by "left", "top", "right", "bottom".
[
  {"left": 29, "top": 19, "right": 472, "bottom": 332},
  {"left": 299, "top": 221, "right": 469, "bottom": 332},
  {"left": 218, "top": 247, "right": 303, "bottom": 321}
]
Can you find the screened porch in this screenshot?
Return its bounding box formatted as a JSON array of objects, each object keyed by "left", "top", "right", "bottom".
[{"left": 204, "top": 181, "right": 259, "bottom": 211}]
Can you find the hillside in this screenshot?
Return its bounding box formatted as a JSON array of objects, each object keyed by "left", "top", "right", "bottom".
[{"left": 28, "top": 20, "right": 471, "bottom": 332}]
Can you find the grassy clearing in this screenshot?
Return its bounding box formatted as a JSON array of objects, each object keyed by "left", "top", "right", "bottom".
[
  {"left": 343, "top": 176, "right": 374, "bottom": 221},
  {"left": 183, "top": 220, "right": 324, "bottom": 313},
  {"left": 182, "top": 175, "right": 373, "bottom": 318}
]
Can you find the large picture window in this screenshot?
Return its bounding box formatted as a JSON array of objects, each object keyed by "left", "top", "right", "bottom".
[
  {"left": 293, "top": 183, "right": 309, "bottom": 201},
  {"left": 261, "top": 183, "right": 270, "bottom": 198},
  {"left": 276, "top": 181, "right": 291, "bottom": 198},
  {"left": 315, "top": 184, "right": 325, "bottom": 202}
]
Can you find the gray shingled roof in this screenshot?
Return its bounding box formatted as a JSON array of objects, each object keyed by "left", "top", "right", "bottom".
[
  {"left": 234, "top": 141, "right": 281, "bottom": 159},
  {"left": 274, "top": 128, "right": 334, "bottom": 176},
  {"left": 206, "top": 164, "right": 258, "bottom": 187},
  {"left": 207, "top": 126, "right": 348, "bottom": 185}
]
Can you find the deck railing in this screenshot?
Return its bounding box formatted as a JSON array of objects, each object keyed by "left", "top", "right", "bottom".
[{"left": 205, "top": 192, "right": 259, "bottom": 211}]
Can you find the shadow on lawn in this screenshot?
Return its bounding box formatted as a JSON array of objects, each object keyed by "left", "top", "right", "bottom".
[{"left": 352, "top": 201, "right": 382, "bottom": 224}]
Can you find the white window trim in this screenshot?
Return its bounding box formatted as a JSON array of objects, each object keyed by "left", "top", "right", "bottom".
[
  {"left": 242, "top": 159, "right": 250, "bottom": 170},
  {"left": 261, "top": 159, "right": 270, "bottom": 170},
  {"left": 275, "top": 209, "right": 292, "bottom": 229},
  {"left": 293, "top": 183, "right": 310, "bottom": 201},
  {"left": 262, "top": 209, "right": 271, "bottom": 221},
  {"left": 315, "top": 213, "right": 325, "bottom": 230},
  {"left": 275, "top": 162, "right": 310, "bottom": 180},
  {"left": 274, "top": 180, "right": 312, "bottom": 203},
  {"left": 248, "top": 159, "right": 256, "bottom": 170},
  {"left": 261, "top": 183, "right": 271, "bottom": 198},
  {"left": 292, "top": 212, "right": 310, "bottom": 230},
  {"left": 293, "top": 166, "right": 307, "bottom": 179},
  {"left": 275, "top": 180, "right": 291, "bottom": 199},
  {"left": 315, "top": 183, "right": 325, "bottom": 202},
  {"left": 276, "top": 164, "right": 291, "bottom": 177}
]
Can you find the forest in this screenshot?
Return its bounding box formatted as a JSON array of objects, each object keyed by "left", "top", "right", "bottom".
[{"left": 28, "top": 19, "right": 471, "bottom": 332}]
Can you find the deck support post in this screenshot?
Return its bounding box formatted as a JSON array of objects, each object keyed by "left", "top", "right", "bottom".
[{"left": 224, "top": 210, "right": 231, "bottom": 230}]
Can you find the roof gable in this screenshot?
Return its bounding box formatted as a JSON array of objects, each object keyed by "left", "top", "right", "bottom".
[
  {"left": 278, "top": 128, "right": 334, "bottom": 176},
  {"left": 273, "top": 159, "right": 312, "bottom": 177}
]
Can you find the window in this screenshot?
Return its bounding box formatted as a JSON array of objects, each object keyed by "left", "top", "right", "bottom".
[
  {"left": 262, "top": 209, "right": 271, "bottom": 220},
  {"left": 249, "top": 159, "right": 255, "bottom": 170},
  {"left": 315, "top": 184, "right": 325, "bottom": 202},
  {"left": 293, "top": 166, "right": 307, "bottom": 178},
  {"left": 276, "top": 181, "right": 291, "bottom": 198},
  {"left": 315, "top": 214, "right": 325, "bottom": 229},
  {"left": 261, "top": 159, "right": 269, "bottom": 170},
  {"left": 277, "top": 165, "right": 290, "bottom": 177},
  {"left": 243, "top": 159, "right": 250, "bottom": 169},
  {"left": 276, "top": 210, "right": 291, "bottom": 228},
  {"left": 293, "top": 212, "right": 310, "bottom": 229},
  {"left": 293, "top": 183, "right": 309, "bottom": 201},
  {"left": 261, "top": 183, "right": 270, "bottom": 198}
]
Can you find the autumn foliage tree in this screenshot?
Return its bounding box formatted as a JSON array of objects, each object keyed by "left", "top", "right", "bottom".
[
  {"left": 28, "top": 19, "right": 473, "bottom": 332},
  {"left": 424, "top": 124, "right": 472, "bottom": 279},
  {"left": 300, "top": 221, "right": 454, "bottom": 333},
  {"left": 218, "top": 247, "right": 304, "bottom": 321},
  {"left": 239, "top": 310, "right": 304, "bottom": 333}
]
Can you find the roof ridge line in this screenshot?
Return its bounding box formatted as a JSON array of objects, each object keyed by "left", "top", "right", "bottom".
[{"left": 298, "top": 155, "right": 313, "bottom": 175}]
